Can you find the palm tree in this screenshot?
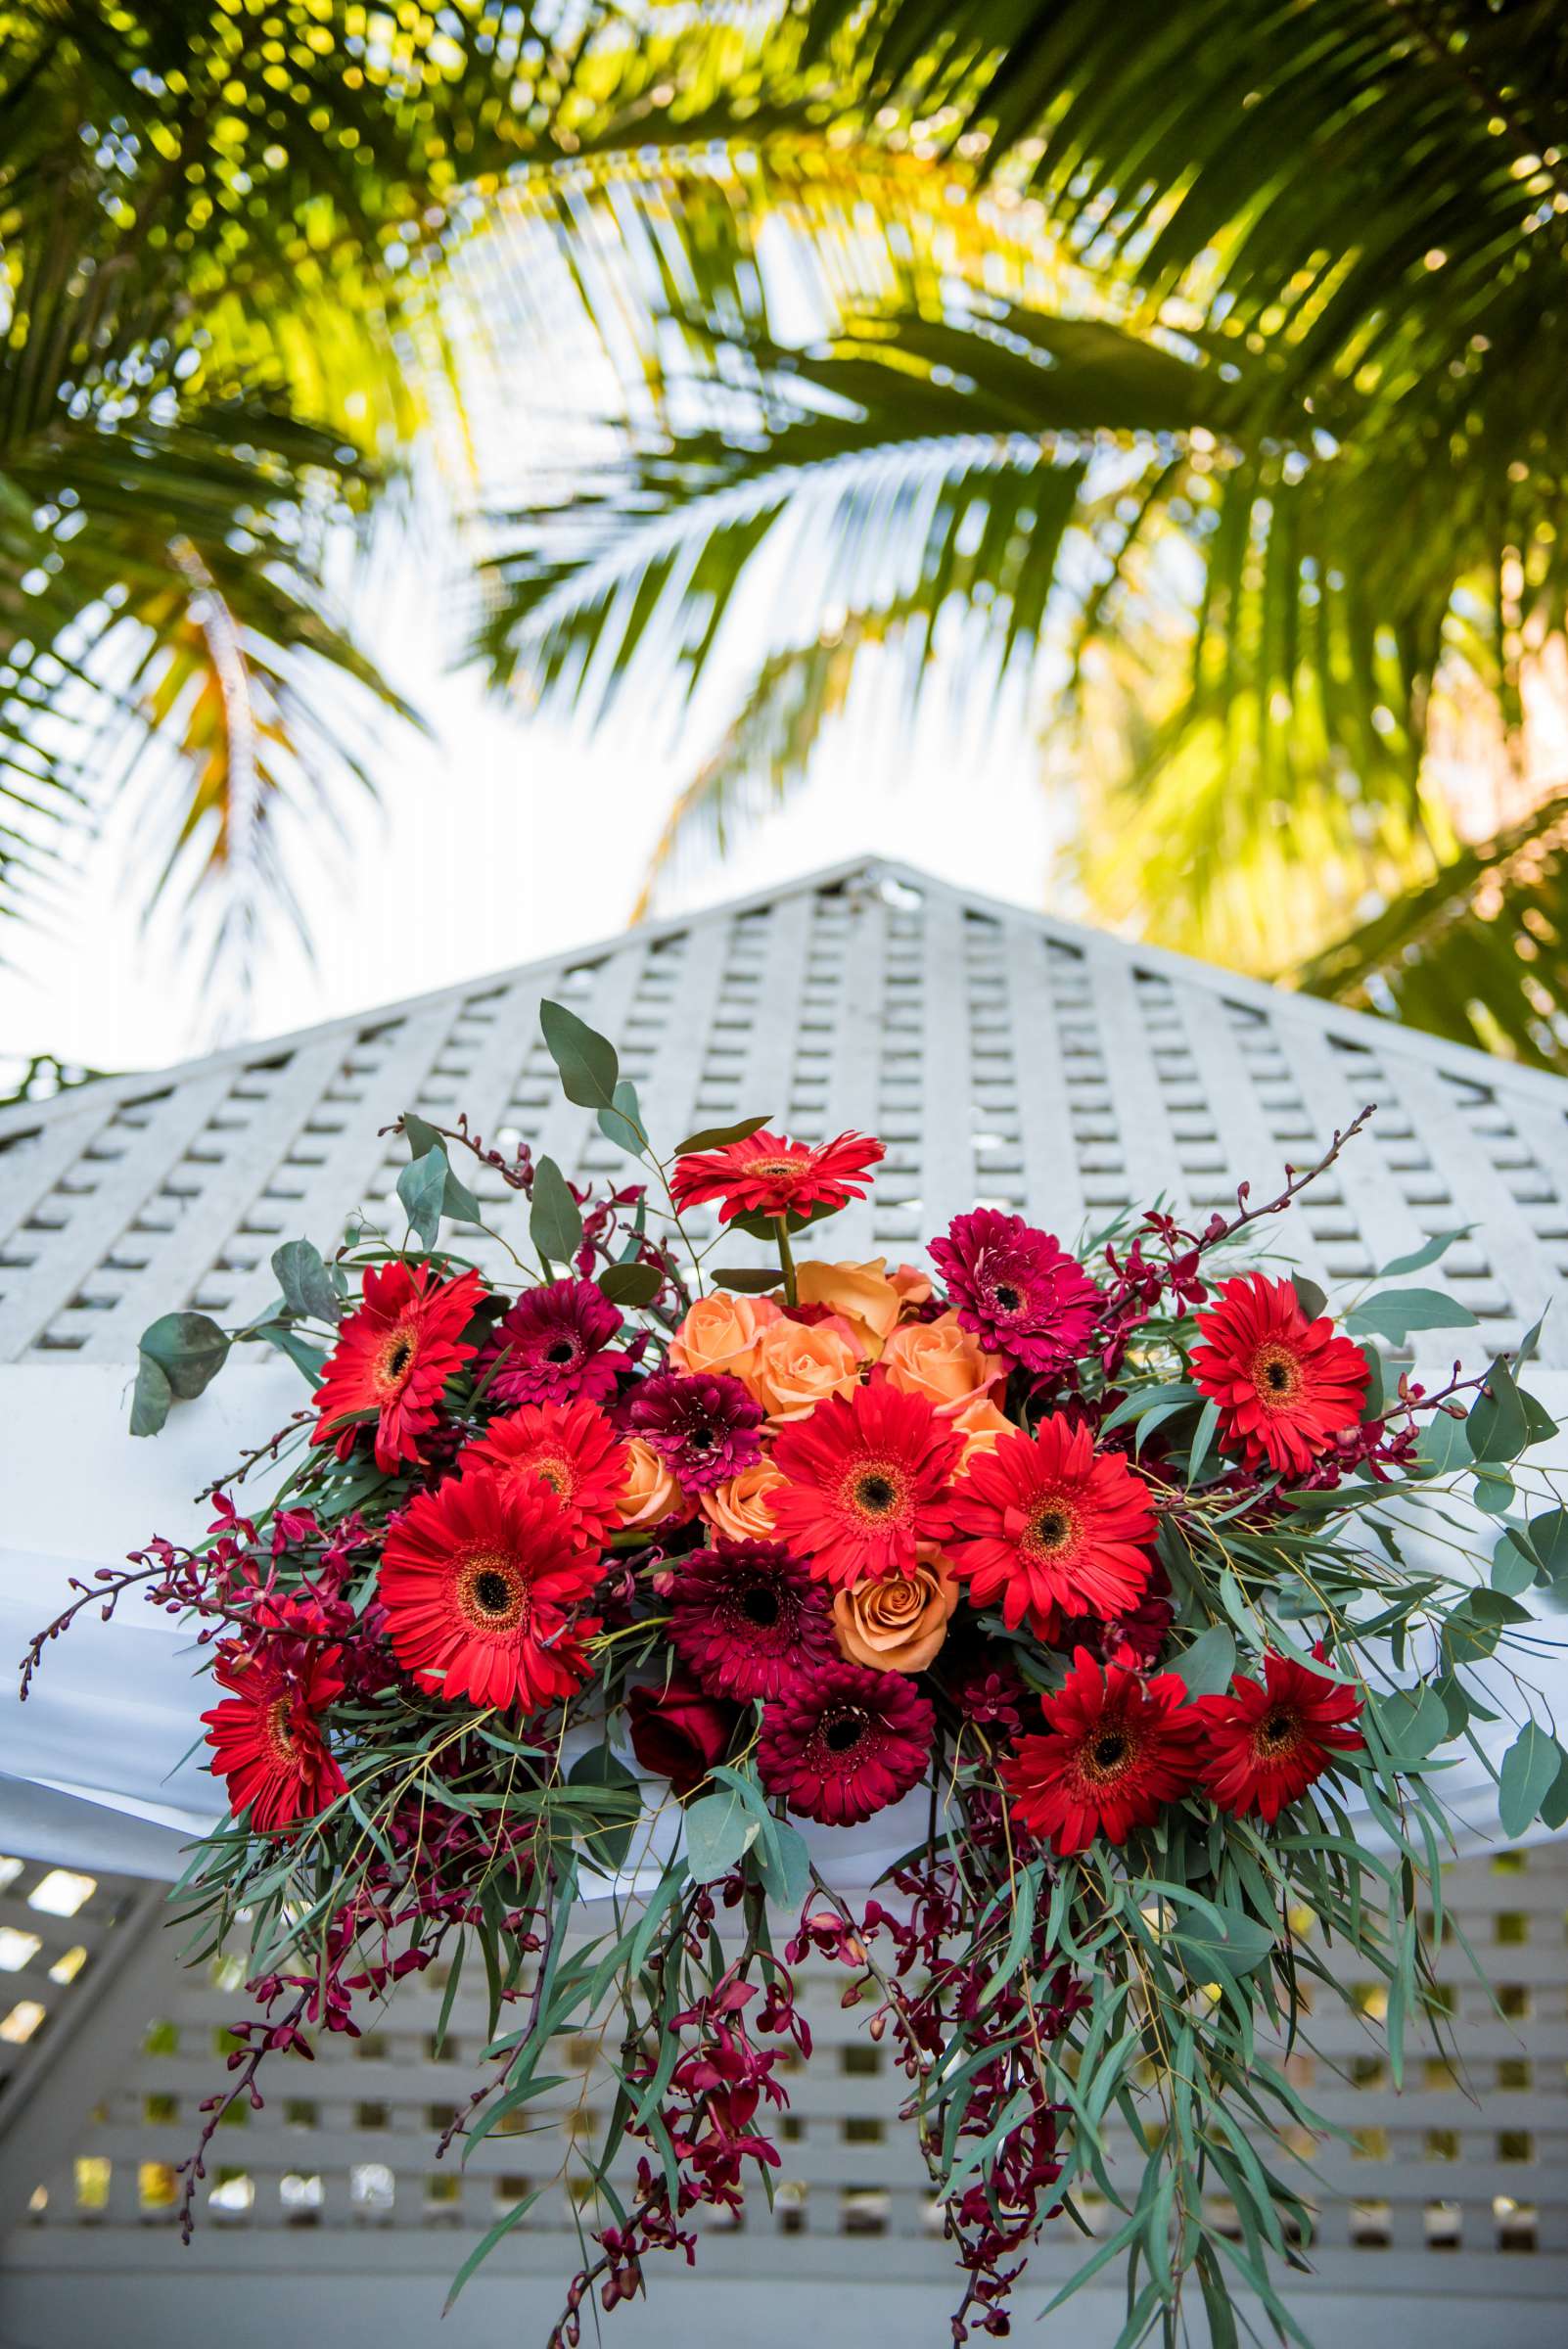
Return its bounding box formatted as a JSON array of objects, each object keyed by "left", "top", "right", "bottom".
[
  {"left": 0, "top": 0, "right": 626, "bottom": 1022},
  {"left": 482, "top": 0, "right": 1568, "bottom": 1069}
]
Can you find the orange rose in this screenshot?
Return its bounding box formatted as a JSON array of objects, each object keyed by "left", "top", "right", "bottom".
[
  {"left": 669, "top": 1289, "right": 782, "bottom": 1387},
  {"left": 951, "top": 1395, "right": 1014, "bottom": 1462},
  {"left": 795, "top": 1258, "right": 903, "bottom": 1359},
  {"left": 832, "top": 1550, "right": 959, "bottom": 1674},
  {"left": 748, "top": 1314, "right": 862, "bottom": 1423},
  {"left": 890, "top": 1263, "right": 934, "bottom": 1309},
  {"left": 699, "top": 1460, "right": 787, "bottom": 1543},
  {"left": 618, "top": 1438, "right": 689, "bottom": 1532},
  {"left": 882, "top": 1311, "right": 1006, "bottom": 1418}
]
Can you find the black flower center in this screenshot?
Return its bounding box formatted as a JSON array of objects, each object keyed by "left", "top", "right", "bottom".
[
  {"left": 740, "top": 1585, "right": 780, "bottom": 1628},
  {"left": 545, "top": 1341, "right": 576, "bottom": 1365},
  {"left": 823, "top": 1711, "right": 864, "bottom": 1754},
  {"left": 1259, "top": 1709, "right": 1296, "bottom": 1748},
  {"left": 473, "top": 1570, "right": 514, "bottom": 1617},
  {"left": 1264, "top": 1360, "right": 1290, "bottom": 1392},
  {"left": 1038, "top": 1511, "right": 1068, "bottom": 1545},
  {"left": 857, "top": 1474, "right": 896, "bottom": 1513},
  {"left": 1088, "top": 1733, "right": 1130, "bottom": 1774},
  {"left": 687, "top": 1425, "right": 716, "bottom": 1451},
  {"left": 386, "top": 1335, "right": 414, "bottom": 1380},
  {"left": 993, "top": 1283, "right": 1021, "bottom": 1313}
]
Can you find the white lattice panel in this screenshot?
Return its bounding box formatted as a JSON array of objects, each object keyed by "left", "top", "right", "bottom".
[
  {"left": 2, "top": 860, "right": 1565, "bottom": 1368},
  {"left": 1, "top": 1843, "right": 1564, "bottom": 2335}
]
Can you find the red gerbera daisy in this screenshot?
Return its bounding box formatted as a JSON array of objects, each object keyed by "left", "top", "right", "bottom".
[
  {"left": 947, "top": 1414, "right": 1155, "bottom": 1639},
  {"left": 379, "top": 1468, "right": 604, "bottom": 1712},
  {"left": 669, "top": 1537, "right": 838, "bottom": 1701},
  {"left": 769, "top": 1381, "right": 962, "bottom": 1589},
  {"left": 311, "top": 1260, "right": 484, "bottom": 1473},
  {"left": 929, "top": 1208, "right": 1098, "bottom": 1374},
  {"left": 757, "top": 1659, "right": 934, "bottom": 1824},
  {"left": 998, "top": 1648, "right": 1204, "bottom": 1854},
  {"left": 670, "top": 1128, "right": 884, "bottom": 1224},
  {"left": 462, "top": 1400, "right": 629, "bottom": 1549},
  {"left": 486, "top": 1278, "right": 624, "bottom": 1408},
  {"left": 1192, "top": 1273, "right": 1370, "bottom": 1477},
  {"left": 202, "top": 1645, "right": 346, "bottom": 1832},
  {"left": 1197, "top": 1648, "right": 1364, "bottom": 1822}
]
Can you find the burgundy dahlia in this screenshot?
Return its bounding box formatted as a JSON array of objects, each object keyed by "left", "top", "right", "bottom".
[
  {"left": 930, "top": 1207, "right": 1098, "bottom": 1375},
  {"left": 627, "top": 1369, "right": 763, "bottom": 1493},
  {"left": 487, "top": 1278, "right": 624, "bottom": 1406},
  {"left": 669, "top": 1538, "right": 837, "bottom": 1702},
  {"left": 757, "top": 1659, "right": 934, "bottom": 1825}
]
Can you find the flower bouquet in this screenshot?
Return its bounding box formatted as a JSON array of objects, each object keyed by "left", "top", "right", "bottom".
[{"left": 23, "top": 996, "right": 1566, "bottom": 2344}]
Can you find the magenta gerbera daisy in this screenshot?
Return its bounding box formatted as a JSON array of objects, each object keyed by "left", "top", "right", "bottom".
[
  {"left": 487, "top": 1278, "right": 624, "bottom": 1407},
  {"left": 757, "top": 1659, "right": 934, "bottom": 1824},
  {"left": 668, "top": 1538, "right": 837, "bottom": 1701},
  {"left": 929, "top": 1209, "right": 1099, "bottom": 1375},
  {"left": 627, "top": 1369, "right": 764, "bottom": 1492}
]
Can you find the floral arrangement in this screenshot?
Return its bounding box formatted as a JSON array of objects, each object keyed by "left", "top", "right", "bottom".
[{"left": 23, "top": 997, "right": 1567, "bottom": 2344}]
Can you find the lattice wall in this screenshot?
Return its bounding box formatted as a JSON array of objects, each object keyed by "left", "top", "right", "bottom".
[
  {"left": 3, "top": 861, "right": 1565, "bottom": 1369},
  {"left": 3, "top": 1842, "right": 1565, "bottom": 2322}
]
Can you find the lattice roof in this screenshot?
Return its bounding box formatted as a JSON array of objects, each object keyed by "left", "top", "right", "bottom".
[{"left": 3, "top": 856, "right": 1565, "bottom": 1367}]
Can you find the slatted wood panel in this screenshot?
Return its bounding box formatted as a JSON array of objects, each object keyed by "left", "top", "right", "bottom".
[
  {"left": 3, "top": 861, "right": 1565, "bottom": 1367},
  {"left": 4, "top": 1843, "right": 1565, "bottom": 2314}
]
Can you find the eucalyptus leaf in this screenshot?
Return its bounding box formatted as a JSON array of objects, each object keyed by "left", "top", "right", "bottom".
[
  {"left": 598, "top": 1261, "right": 664, "bottom": 1308},
  {"left": 539, "top": 998, "right": 621, "bottom": 1114},
  {"left": 568, "top": 1747, "right": 642, "bottom": 1875},
  {"left": 683, "top": 1787, "right": 759, "bottom": 1884},
  {"left": 709, "top": 1267, "right": 786, "bottom": 1295},
  {"left": 1490, "top": 1535, "right": 1537, "bottom": 1597},
  {"left": 397, "top": 1150, "right": 447, "bottom": 1250},
  {"left": 1170, "top": 1626, "right": 1236, "bottom": 1698},
  {"left": 1468, "top": 1359, "right": 1528, "bottom": 1462},
  {"left": 271, "top": 1238, "right": 340, "bottom": 1323},
  {"left": 1173, "top": 1911, "right": 1274, "bottom": 1982},
  {"left": 598, "top": 1077, "right": 645, "bottom": 1156},
  {"left": 1499, "top": 1722, "right": 1565, "bottom": 1839},
  {"left": 1345, "top": 1288, "right": 1477, "bottom": 1343},
  {"left": 128, "top": 1352, "right": 173, "bottom": 1438},
  {"left": 530, "top": 1155, "right": 583, "bottom": 1267},
  {"left": 752, "top": 1818, "right": 811, "bottom": 1910},
  {"left": 138, "top": 1311, "right": 230, "bottom": 1402},
  {"left": 402, "top": 1111, "right": 443, "bottom": 1160},
  {"left": 673, "top": 1114, "right": 774, "bottom": 1155},
  {"left": 1289, "top": 1273, "right": 1326, "bottom": 1322},
  {"left": 1377, "top": 1228, "right": 1471, "bottom": 1277},
  {"left": 1527, "top": 1506, "right": 1568, "bottom": 1586}
]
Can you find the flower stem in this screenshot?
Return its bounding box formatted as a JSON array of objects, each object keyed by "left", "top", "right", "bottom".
[{"left": 775, "top": 1221, "right": 798, "bottom": 1307}]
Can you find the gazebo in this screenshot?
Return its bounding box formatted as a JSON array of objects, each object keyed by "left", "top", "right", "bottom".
[{"left": 1, "top": 856, "right": 1564, "bottom": 2347}]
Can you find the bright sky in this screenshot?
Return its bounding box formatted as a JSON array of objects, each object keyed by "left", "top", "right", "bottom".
[
  {"left": 0, "top": 574, "right": 1066, "bottom": 1076},
  {"left": 0, "top": 199, "right": 1088, "bottom": 1082}
]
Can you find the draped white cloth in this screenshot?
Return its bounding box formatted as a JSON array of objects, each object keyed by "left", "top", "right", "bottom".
[{"left": 3, "top": 1364, "right": 1565, "bottom": 1886}]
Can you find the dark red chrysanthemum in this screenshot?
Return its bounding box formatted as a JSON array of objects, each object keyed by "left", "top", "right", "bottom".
[
  {"left": 1198, "top": 1648, "right": 1364, "bottom": 1822},
  {"left": 379, "top": 1468, "right": 604, "bottom": 1711},
  {"left": 929, "top": 1209, "right": 1098, "bottom": 1374},
  {"left": 947, "top": 1413, "right": 1155, "bottom": 1639},
  {"left": 202, "top": 1645, "right": 346, "bottom": 1831},
  {"left": 669, "top": 1128, "right": 884, "bottom": 1224},
  {"left": 462, "top": 1400, "right": 629, "bottom": 1549},
  {"left": 1192, "top": 1272, "right": 1370, "bottom": 1477},
  {"left": 998, "top": 1647, "right": 1204, "bottom": 1855},
  {"left": 627, "top": 1368, "right": 763, "bottom": 1492},
  {"left": 311, "top": 1260, "right": 483, "bottom": 1472},
  {"left": 769, "top": 1380, "right": 962, "bottom": 1588},
  {"left": 669, "top": 1537, "right": 838, "bottom": 1701},
  {"left": 487, "top": 1278, "right": 624, "bottom": 1407},
  {"left": 757, "top": 1659, "right": 934, "bottom": 1825}
]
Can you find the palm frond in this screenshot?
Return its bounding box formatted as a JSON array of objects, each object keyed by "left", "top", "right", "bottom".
[{"left": 1299, "top": 784, "right": 1568, "bottom": 1069}]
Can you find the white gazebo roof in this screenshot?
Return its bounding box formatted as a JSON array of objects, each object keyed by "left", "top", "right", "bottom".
[
  {"left": 2, "top": 854, "right": 1565, "bottom": 1369},
  {"left": 3, "top": 857, "right": 1567, "bottom": 2344}
]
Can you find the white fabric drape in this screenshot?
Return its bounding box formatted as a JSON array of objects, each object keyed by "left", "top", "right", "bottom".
[{"left": 3, "top": 1364, "right": 1565, "bottom": 1887}]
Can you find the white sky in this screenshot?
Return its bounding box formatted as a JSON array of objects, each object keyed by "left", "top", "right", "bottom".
[{"left": 0, "top": 574, "right": 1066, "bottom": 1076}]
